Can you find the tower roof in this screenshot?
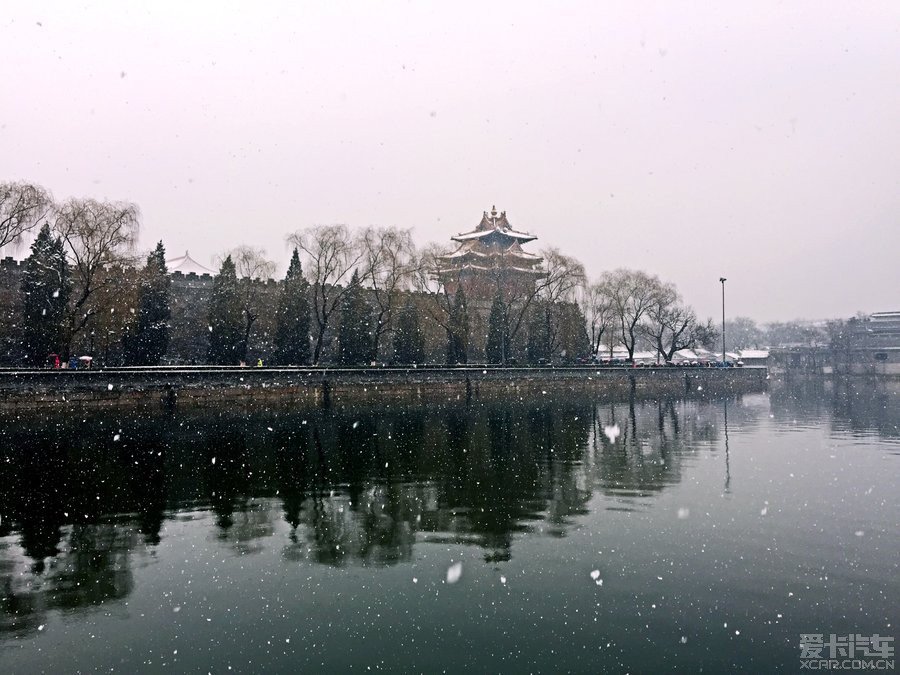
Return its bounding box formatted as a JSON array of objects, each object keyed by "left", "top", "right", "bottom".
[
  {"left": 442, "top": 244, "right": 541, "bottom": 262},
  {"left": 166, "top": 250, "right": 214, "bottom": 275},
  {"left": 452, "top": 206, "right": 536, "bottom": 243}
]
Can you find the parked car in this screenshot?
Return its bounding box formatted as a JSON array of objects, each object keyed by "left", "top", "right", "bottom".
[{"left": 599, "top": 358, "right": 625, "bottom": 367}]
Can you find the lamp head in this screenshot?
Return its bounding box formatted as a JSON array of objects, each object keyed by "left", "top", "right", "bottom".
[{"left": 719, "top": 277, "right": 727, "bottom": 283}]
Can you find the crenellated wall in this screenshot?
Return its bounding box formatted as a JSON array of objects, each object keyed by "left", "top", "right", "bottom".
[
  {"left": 0, "top": 263, "right": 284, "bottom": 366},
  {"left": 0, "top": 260, "right": 577, "bottom": 366}
]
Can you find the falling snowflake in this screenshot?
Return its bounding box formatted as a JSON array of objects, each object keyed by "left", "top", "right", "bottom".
[{"left": 446, "top": 562, "right": 462, "bottom": 584}]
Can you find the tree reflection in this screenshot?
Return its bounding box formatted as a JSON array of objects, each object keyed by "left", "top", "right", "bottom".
[
  {"left": 0, "top": 390, "right": 745, "bottom": 636},
  {"left": 271, "top": 400, "right": 596, "bottom": 564},
  {"left": 45, "top": 524, "right": 138, "bottom": 610},
  {"left": 2, "top": 523, "right": 141, "bottom": 638},
  {"left": 13, "top": 432, "right": 69, "bottom": 569},
  {"left": 589, "top": 398, "right": 719, "bottom": 505},
  {"left": 0, "top": 416, "right": 166, "bottom": 638}
]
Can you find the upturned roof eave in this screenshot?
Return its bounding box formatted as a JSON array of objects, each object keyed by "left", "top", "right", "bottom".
[
  {"left": 440, "top": 249, "right": 543, "bottom": 262},
  {"left": 451, "top": 228, "right": 537, "bottom": 243},
  {"left": 436, "top": 263, "right": 546, "bottom": 275}
]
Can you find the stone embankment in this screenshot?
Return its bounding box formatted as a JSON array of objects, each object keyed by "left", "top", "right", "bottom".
[{"left": 0, "top": 366, "right": 768, "bottom": 410}]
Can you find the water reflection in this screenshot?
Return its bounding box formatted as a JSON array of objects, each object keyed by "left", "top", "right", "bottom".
[
  {"left": 723, "top": 399, "right": 731, "bottom": 493},
  {"left": 770, "top": 377, "right": 900, "bottom": 444},
  {"left": 5, "top": 383, "right": 892, "bottom": 641},
  {"left": 2, "top": 523, "right": 143, "bottom": 638},
  {"left": 588, "top": 398, "right": 720, "bottom": 506}
]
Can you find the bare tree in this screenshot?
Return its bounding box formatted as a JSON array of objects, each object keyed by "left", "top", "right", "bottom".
[
  {"left": 642, "top": 286, "right": 701, "bottom": 363},
  {"left": 724, "top": 317, "right": 765, "bottom": 351},
  {"left": 693, "top": 318, "right": 720, "bottom": 353},
  {"left": 231, "top": 245, "right": 277, "bottom": 281},
  {"left": 287, "top": 225, "right": 365, "bottom": 364},
  {"left": 411, "top": 242, "right": 452, "bottom": 300},
  {"left": 763, "top": 320, "right": 826, "bottom": 348},
  {"left": 605, "top": 268, "right": 667, "bottom": 360},
  {"left": 0, "top": 181, "right": 53, "bottom": 250},
  {"left": 411, "top": 242, "right": 465, "bottom": 357},
  {"left": 53, "top": 197, "right": 140, "bottom": 356},
  {"left": 359, "top": 226, "right": 417, "bottom": 359},
  {"left": 224, "top": 245, "right": 277, "bottom": 360},
  {"left": 538, "top": 248, "right": 586, "bottom": 304},
  {"left": 86, "top": 260, "right": 140, "bottom": 364},
  {"left": 481, "top": 246, "right": 583, "bottom": 362},
  {"left": 582, "top": 276, "right": 617, "bottom": 356},
  {"left": 535, "top": 248, "right": 586, "bottom": 357}
]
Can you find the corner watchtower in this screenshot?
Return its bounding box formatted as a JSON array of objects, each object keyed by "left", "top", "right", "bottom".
[{"left": 436, "top": 207, "right": 544, "bottom": 300}]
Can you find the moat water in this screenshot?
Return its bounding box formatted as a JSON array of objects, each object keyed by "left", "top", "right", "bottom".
[{"left": 1, "top": 381, "right": 898, "bottom": 672}]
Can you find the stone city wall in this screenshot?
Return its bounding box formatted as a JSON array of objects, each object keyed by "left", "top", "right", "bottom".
[{"left": 0, "top": 366, "right": 768, "bottom": 410}]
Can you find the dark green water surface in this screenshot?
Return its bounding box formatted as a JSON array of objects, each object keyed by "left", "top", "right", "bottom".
[{"left": 1, "top": 381, "right": 898, "bottom": 673}]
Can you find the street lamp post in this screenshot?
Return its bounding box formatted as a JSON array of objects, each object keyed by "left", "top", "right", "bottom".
[{"left": 719, "top": 277, "right": 727, "bottom": 364}]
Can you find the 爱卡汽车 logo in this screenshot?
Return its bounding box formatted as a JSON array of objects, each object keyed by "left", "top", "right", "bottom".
[{"left": 800, "top": 633, "right": 894, "bottom": 670}]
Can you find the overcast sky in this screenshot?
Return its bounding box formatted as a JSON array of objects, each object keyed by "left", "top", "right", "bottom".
[{"left": 3, "top": 1, "right": 899, "bottom": 322}]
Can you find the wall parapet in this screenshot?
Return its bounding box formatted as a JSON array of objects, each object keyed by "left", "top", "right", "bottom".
[{"left": 0, "top": 256, "right": 24, "bottom": 269}]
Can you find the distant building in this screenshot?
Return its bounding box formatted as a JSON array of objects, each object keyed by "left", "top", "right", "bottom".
[
  {"left": 671, "top": 348, "right": 723, "bottom": 364},
  {"left": 771, "top": 310, "right": 900, "bottom": 377},
  {"left": 835, "top": 311, "right": 900, "bottom": 375},
  {"left": 437, "top": 207, "right": 544, "bottom": 301},
  {"left": 736, "top": 349, "right": 769, "bottom": 366},
  {"left": 866, "top": 311, "right": 900, "bottom": 347},
  {"left": 768, "top": 345, "right": 832, "bottom": 376},
  {"left": 670, "top": 349, "right": 700, "bottom": 363}
]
